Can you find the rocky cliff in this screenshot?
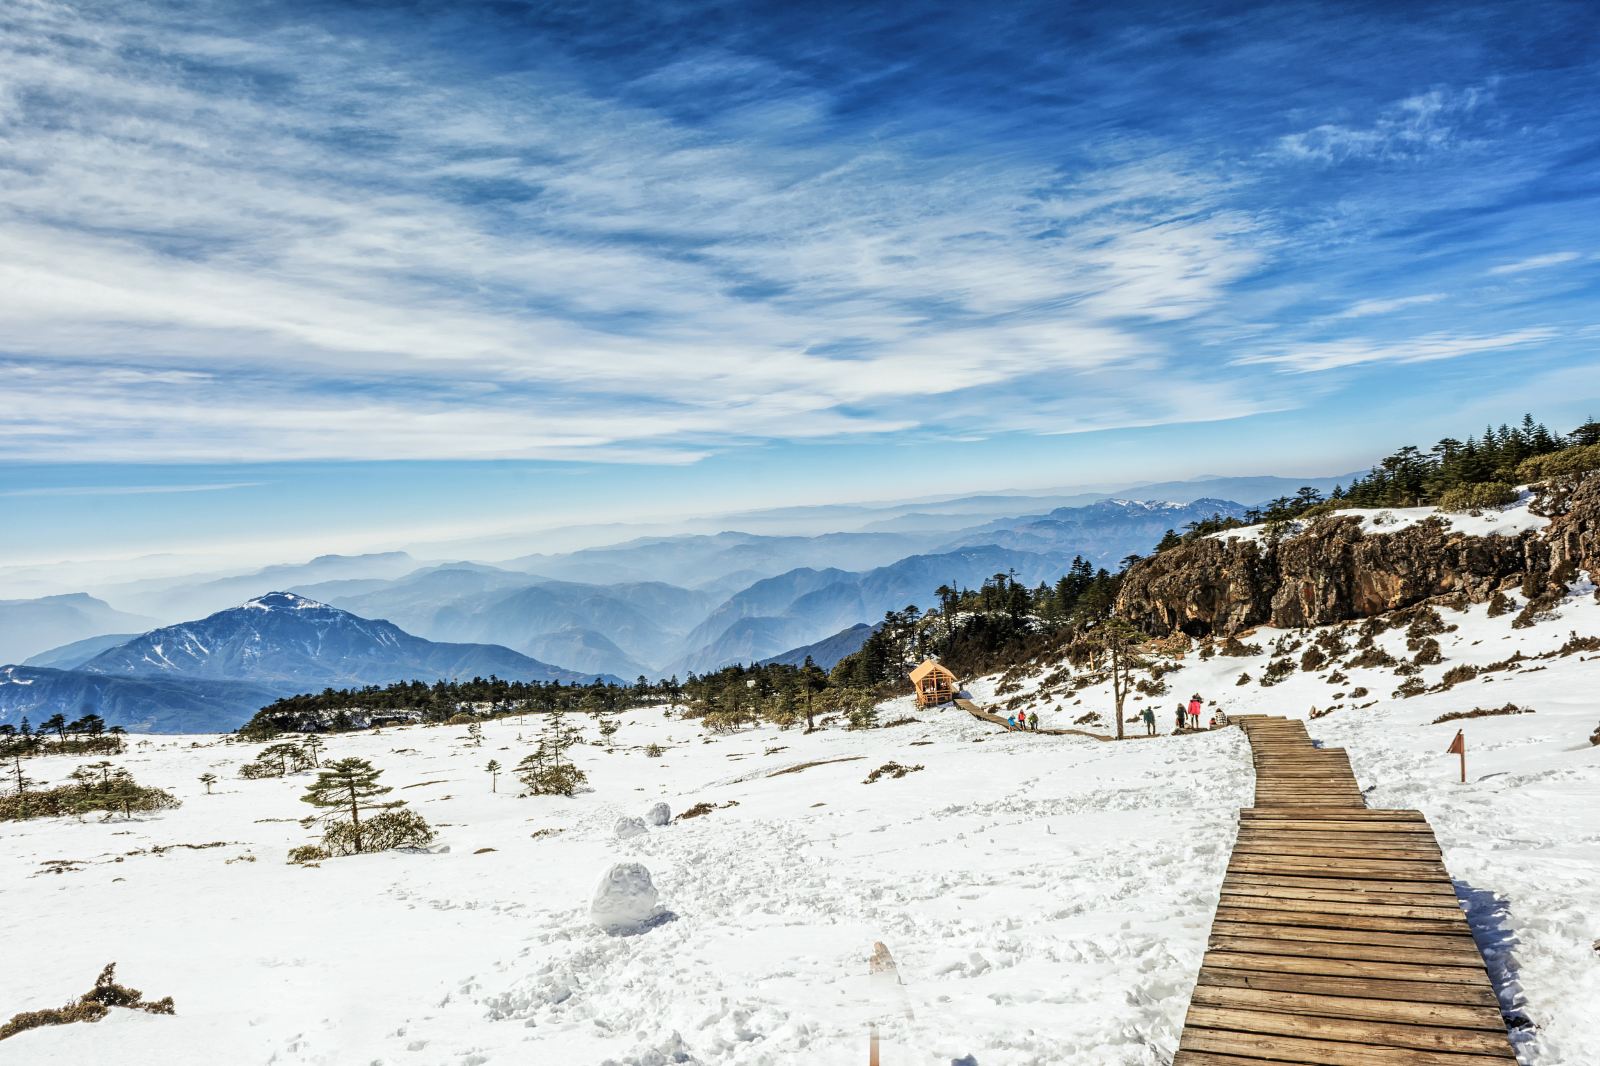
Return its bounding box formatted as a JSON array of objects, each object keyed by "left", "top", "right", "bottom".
[{"left": 1115, "top": 472, "right": 1600, "bottom": 638}]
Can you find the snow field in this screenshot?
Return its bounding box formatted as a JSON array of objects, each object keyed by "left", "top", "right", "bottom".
[
  {"left": 6, "top": 580, "right": 1597, "bottom": 1064},
  {"left": 4, "top": 703, "right": 1248, "bottom": 1065}
]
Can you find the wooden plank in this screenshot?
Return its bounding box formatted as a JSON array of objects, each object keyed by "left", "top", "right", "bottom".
[
  {"left": 1209, "top": 921, "right": 1482, "bottom": 956},
  {"left": 1215, "top": 904, "right": 1469, "bottom": 933},
  {"left": 1241, "top": 807, "right": 1424, "bottom": 819},
  {"left": 1190, "top": 982, "right": 1507, "bottom": 1031},
  {"left": 1219, "top": 895, "right": 1468, "bottom": 924},
  {"left": 1178, "top": 1028, "right": 1514, "bottom": 1065},
  {"left": 1204, "top": 949, "right": 1497, "bottom": 986},
  {"left": 1222, "top": 885, "right": 1462, "bottom": 910},
  {"left": 1231, "top": 842, "right": 1443, "bottom": 861},
  {"left": 1234, "top": 830, "right": 1444, "bottom": 851},
  {"left": 1183, "top": 1005, "right": 1515, "bottom": 1056},
  {"left": 1196, "top": 967, "right": 1503, "bottom": 1011},
  {"left": 1227, "top": 858, "right": 1449, "bottom": 882},
  {"left": 1197, "top": 967, "right": 1502, "bottom": 1009},
  {"left": 1224, "top": 871, "right": 1459, "bottom": 897},
  {"left": 1221, "top": 878, "right": 1458, "bottom": 904},
  {"left": 1182, "top": 1010, "right": 1515, "bottom": 1060},
  {"left": 1206, "top": 934, "right": 1487, "bottom": 969}
]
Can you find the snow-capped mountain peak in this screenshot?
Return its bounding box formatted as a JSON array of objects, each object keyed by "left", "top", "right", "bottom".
[{"left": 241, "top": 591, "right": 328, "bottom": 612}]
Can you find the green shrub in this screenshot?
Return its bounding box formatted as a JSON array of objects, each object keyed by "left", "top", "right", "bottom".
[
  {"left": 1437, "top": 481, "right": 1517, "bottom": 512},
  {"left": 287, "top": 845, "right": 330, "bottom": 865},
  {"left": 1516, "top": 442, "right": 1600, "bottom": 482}
]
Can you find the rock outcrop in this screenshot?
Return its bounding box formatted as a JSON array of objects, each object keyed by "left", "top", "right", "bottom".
[{"left": 1115, "top": 472, "right": 1600, "bottom": 638}]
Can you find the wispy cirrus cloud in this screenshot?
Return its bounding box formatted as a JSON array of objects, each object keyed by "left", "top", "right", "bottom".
[
  {"left": 1332, "top": 294, "right": 1445, "bottom": 319},
  {"left": 0, "top": 482, "right": 263, "bottom": 498},
  {"left": 1487, "top": 251, "right": 1581, "bottom": 275},
  {"left": 0, "top": 0, "right": 1588, "bottom": 479},
  {"left": 1277, "top": 86, "right": 1490, "bottom": 163},
  {"left": 0, "top": 0, "right": 1285, "bottom": 464},
  {"left": 1237, "top": 328, "right": 1555, "bottom": 374}
]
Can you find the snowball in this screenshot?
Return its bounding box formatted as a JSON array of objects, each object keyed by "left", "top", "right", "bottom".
[
  {"left": 614, "top": 816, "right": 647, "bottom": 840},
  {"left": 644, "top": 802, "right": 671, "bottom": 826},
  {"left": 590, "top": 862, "right": 659, "bottom": 934}
]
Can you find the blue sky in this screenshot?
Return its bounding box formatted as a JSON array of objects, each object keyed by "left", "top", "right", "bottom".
[{"left": 2, "top": 0, "right": 1598, "bottom": 567}]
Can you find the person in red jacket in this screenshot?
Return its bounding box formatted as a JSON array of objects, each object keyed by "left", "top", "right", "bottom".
[{"left": 1188, "top": 694, "right": 1203, "bottom": 729}]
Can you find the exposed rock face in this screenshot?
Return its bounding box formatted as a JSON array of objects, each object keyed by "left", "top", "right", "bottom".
[
  {"left": 1543, "top": 473, "right": 1600, "bottom": 577},
  {"left": 1113, "top": 487, "right": 1600, "bottom": 638}
]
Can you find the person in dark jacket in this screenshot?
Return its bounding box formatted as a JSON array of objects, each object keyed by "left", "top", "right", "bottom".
[
  {"left": 1175, "top": 704, "right": 1187, "bottom": 732},
  {"left": 1141, "top": 707, "right": 1156, "bottom": 736}
]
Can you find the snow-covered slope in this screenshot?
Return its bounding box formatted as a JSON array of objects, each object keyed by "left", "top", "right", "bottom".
[{"left": 4, "top": 585, "right": 1596, "bottom": 1063}]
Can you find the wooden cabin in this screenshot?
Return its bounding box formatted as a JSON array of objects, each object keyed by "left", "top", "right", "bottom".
[{"left": 909, "top": 659, "right": 958, "bottom": 707}]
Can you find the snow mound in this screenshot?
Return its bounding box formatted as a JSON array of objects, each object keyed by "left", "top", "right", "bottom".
[
  {"left": 590, "top": 862, "right": 660, "bottom": 934},
  {"left": 614, "top": 816, "right": 647, "bottom": 840},
  {"left": 644, "top": 802, "right": 671, "bottom": 826}
]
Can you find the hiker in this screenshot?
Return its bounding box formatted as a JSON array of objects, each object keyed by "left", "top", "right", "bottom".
[
  {"left": 1029, "top": 712, "right": 1038, "bottom": 731},
  {"left": 1208, "top": 715, "right": 1217, "bottom": 729},
  {"left": 1175, "top": 704, "right": 1186, "bottom": 732},
  {"left": 1141, "top": 707, "right": 1156, "bottom": 736},
  {"left": 1006, "top": 714, "right": 1016, "bottom": 729},
  {"left": 1188, "top": 694, "right": 1203, "bottom": 729}
]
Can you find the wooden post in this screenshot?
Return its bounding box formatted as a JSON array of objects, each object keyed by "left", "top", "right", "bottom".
[{"left": 1446, "top": 729, "right": 1466, "bottom": 783}]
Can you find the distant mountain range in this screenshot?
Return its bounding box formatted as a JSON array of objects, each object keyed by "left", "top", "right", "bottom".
[
  {"left": 3, "top": 475, "right": 1358, "bottom": 729},
  {"left": 0, "top": 593, "right": 159, "bottom": 666},
  {"left": 757, "top": 623, "right": 878, "bottom": 670},
  {"left": 0, "top": 593, "right": 609, "bottom": 733}
]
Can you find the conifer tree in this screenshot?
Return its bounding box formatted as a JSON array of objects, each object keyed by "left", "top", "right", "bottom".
[
  {"left": 299, "top": 758, "right": 400, "bottom": 854},
  {"left": 199, "top": 773, "right": 217, "bottom": 795},
  {"left": 485, "top": 759, "right": 501, "bottom": 792}
]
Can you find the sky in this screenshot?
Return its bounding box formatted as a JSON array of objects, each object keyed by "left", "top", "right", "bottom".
[{"left": 2, "top": 0, "right": 1599, "bottom": 570}]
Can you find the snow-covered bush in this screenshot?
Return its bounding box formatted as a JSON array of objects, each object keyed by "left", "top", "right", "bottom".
[
  {"left": 614, "top": 816, "right": 647, "bottom": 840},
  {"left": 644, "top": 802, "right": 671, "bottom": 826},
  {"left": 321, "top": 809, "right": 435, "bottom": 856}
]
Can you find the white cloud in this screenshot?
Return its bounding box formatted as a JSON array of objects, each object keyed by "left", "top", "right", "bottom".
[
  {"left": 1237, "top": 328, "right": 1555, "bottom": 373},
  {"left": 1487, "top": 252, "right": 1581, "bottom": 275},
  {"left": 1333, "top": 294, "right": 1445, "bottom": 319},
  {"left": 0, "top": 482, "right": 263, "bottom": 498},
  {"left": 1278, "top": 86, "right": 1488, "bottom": 163},
  {"left": 0, "top": 1, "right": 1278, "bottom": 463}
]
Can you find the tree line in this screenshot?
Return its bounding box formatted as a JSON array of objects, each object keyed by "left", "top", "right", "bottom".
[{"left": 1151, "top": 415, "right": 1600, "bottom": 553}]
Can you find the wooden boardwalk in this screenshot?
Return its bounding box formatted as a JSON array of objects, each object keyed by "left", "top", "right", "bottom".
[{"left": 1173, "top": 715, "right": 1516, "bottom": 1065}]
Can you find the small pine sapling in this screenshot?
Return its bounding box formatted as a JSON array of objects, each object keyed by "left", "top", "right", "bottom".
[
  {"left": 199, "top": 773, "right": 217, "bottom": 795},
  {"left": 486, "top": 759, "right": 501, "bottom": 792}
]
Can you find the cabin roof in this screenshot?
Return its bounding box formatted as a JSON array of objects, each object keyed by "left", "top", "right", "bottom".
[{"left": 909, "top": 659, "right": 956, "bottom": 684}]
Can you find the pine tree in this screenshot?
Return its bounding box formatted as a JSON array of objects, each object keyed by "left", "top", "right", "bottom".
[
  {"left": 515, "top": 705, "right": 587, "bottom": 796},
  {"left": 300, "top": 734, "right": 323, "bottom": 767},
  {"left": 199, "top": 773, "right": 217, "bottom": 794},
  {"left": 485, "top": 759, "right": 501, "bottom": 792},
  {"left": 299, "top": 758, "right": 401, "bottom": 854},
  {"left": 1091, "top": 618, "right": 1148, "bottom": 741}
]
